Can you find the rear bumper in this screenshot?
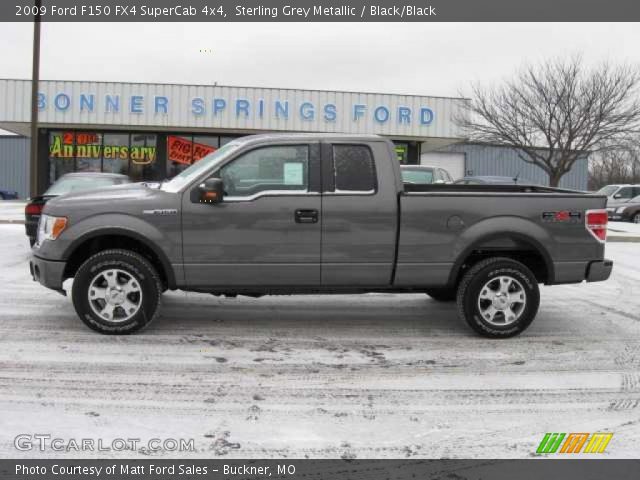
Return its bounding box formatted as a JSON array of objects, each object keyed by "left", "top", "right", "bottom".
[
  {"left": 586, "top": 259, "right": 613, "bottom": 283},
  {"left": 29, "top": 254, "right": 67, "bottom": 294}
]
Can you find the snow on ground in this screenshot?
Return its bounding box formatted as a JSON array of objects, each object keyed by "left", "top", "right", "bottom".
[
  {"left": 1, "top": 224, "right": 639, "bottom": 459},
  {"left": 609, "top": 221, "right": 640, "bottom": 236},
  {"left": 0, "top": 200, "right": 26, "bottom": 223}
]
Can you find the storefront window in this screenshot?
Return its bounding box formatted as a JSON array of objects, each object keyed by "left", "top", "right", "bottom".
[
  {"left": 167, "top": 135, "right": 194, "bottom": 177},
  {"left": 220, "top": 136, "right": 237, "bottom": 147},
  {"left": 394, "top": 143, "right": 409, "bottom": 164},
  {"left": 45, "top": 130, "right": 242, "bottom": 187},
  {"left": 193, "top": 136, "right": 219, "bottom": 161},
  {"left": 48, "top": 131, "right": 75, "bottom": 184},
  {"left": 102, "top": 133, "right": 130, "bottom": 175},
  {"left": 129, "top": 134, "right": 159, "bottom": 182},
  {"left": 166, "top": 135, "right": 219, "bottom": 178},
  {"left": 74, "top": 131, "right": 103, "bottom": 172}
]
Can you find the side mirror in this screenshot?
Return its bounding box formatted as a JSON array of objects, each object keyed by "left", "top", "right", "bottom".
[
  {"left": 613, "top": 194, "right": 622, "bottom": 199},
  {"left": 194, "top": 177, "right": 224, "bottom": 204}
]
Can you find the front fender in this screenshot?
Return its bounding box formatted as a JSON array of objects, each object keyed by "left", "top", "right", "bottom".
[{"left": 37, "top": 213, "right": 180, "bottom": 287}]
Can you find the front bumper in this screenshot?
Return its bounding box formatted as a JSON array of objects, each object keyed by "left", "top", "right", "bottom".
[
  {"left": 586, "top": 259, "right": 613, "bottom": 283},
  {"left": 29, "top": 254, "right": 67, "bottom": 294}
]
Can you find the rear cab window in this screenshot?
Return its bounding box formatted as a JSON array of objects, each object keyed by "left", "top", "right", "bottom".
[{"left": 331, "top": 144, "right": 377, "bottom": 194}]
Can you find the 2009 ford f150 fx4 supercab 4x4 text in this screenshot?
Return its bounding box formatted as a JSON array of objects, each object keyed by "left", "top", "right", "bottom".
[{"left": 30, "top": 134, "right": 613, "bottom": 337}]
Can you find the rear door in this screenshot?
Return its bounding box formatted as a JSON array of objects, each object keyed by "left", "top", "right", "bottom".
[
  {"left": 320, "top": 141, "right": 398, "bottom": 286},
  {"left": 181, "top": 142, "right": 322, "bottom": 287}
]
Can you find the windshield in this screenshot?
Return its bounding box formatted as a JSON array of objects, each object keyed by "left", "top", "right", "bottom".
[
  {"left": 45, "top": 176, "right": 125, "bottom": 196},
  {"left": 401, "top": 168, "right": 434, "bottom": 184},
  {"left": 160, "top": 141, "right": 243, "bottom": 193},
  {"left": 597, "top": 185, "right": 619, "bottom": 196}
]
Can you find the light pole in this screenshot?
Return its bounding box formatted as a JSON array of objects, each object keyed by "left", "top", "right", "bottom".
[{"left": 29, "top": 0, "right": 42, "bottom": 197}]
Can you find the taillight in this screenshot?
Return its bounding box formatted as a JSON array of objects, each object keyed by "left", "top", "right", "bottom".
[
  {"left": 25, "top": 203, "right": 43, "bottom": 216},
  {"left": 585, "top": 209, "right": 608, "bottom": 243}
]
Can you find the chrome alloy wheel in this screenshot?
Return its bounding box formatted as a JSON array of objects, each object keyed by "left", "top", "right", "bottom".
[
  {"left": 634, "top": 214, "right": 640, "bottom": 224},
  {"left": 88, "top": 269, "right": 143, "bottom": 322},
  {"left": 477, "top": 275, "right": 527, "bottom": 326}
]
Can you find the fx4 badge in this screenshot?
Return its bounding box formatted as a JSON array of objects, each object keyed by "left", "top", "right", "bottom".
[
  {"left": 143, "top": 209, "right": 178, "bottom": 216},
  {"left": 542, "top": 211, "right": 581, "bottom": 223}
]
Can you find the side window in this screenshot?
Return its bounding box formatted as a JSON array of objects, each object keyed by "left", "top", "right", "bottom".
[
  {"left": 219, "top": 145, "right": 309, "bottom": 198},
  {"left": 333, "top": 144, "right": 377, "bottom": 193},
  {"left": 443, "top": 170, "right": 453, "bottom": 183},
  {"left": 617, "top": 187, "right": 633, "bottom": 199}
]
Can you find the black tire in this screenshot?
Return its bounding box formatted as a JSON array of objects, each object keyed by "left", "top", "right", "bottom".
[
  {"left": 633, "top": 213, "right": 640, "bottom": 224},
  {"left": 71, "top": 249, "right": 162, "bottom": 334},
  {"left": 456, "top": 257, "right": 540, "bottom": 338},
  {"left": 425, "top": 287, "right": 457, "bottom": 302}
]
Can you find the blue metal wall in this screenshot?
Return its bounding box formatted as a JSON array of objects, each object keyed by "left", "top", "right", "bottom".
[
  {"left": 0, "top": 136, "right": 30, "bottom": 199},
  {"left": 441, "top": 143, "right": 589, "bottom": 190}
]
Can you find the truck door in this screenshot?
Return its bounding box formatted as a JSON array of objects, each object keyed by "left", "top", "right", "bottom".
[
  {"left": 320, "top": 141, "right": 398, "bottom": 286},
  {"left": 181, "top": 142, "right": 322, "bottom": 287}
]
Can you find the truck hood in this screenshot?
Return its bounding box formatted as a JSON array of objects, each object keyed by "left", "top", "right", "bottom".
[
  {"left": 47, "top": 183, "right": 151, "bottom": 205},
  {"left": 43, "top": 183, "right": 177, "bottom": 218}
]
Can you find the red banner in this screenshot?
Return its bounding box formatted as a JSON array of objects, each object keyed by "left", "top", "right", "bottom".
[{"left": 167, "top": 136, "right": 216, "bottom": 165}]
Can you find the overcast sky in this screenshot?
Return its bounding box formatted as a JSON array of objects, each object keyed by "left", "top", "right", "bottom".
[{"left": 2, "top": 22, "right": 640, "bottom": 98}]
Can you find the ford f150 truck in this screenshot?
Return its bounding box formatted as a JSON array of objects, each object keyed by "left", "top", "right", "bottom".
[{"left": 30, "top": 134, "right": 612, "bottom": 337}]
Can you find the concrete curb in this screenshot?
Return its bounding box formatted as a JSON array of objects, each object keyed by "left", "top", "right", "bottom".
[
  {"left": 608, "top": 236, "right": 640, "bottom": 243},
  {"left": 0, "top": 220, "right": 24, "bottom": 225}
]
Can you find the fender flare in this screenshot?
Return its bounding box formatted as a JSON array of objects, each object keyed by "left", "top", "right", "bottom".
[
  {"left": 62, "top": 227, "right": 177, "bottom": 289},
  {"left": 447, "top": 231, "right": 555, "bottom": 287}
]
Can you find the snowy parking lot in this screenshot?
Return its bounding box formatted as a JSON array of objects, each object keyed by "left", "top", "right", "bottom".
[{"left": 0, "top": 223, "right": 639, "bottom": 458}]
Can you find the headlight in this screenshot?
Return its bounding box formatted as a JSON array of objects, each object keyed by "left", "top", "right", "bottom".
[
  {"left": 616, "top": 207, "right": 627, "bottom": 214},
  {"left": 37, "top": 214, "right": 68, "bottom": 243}
]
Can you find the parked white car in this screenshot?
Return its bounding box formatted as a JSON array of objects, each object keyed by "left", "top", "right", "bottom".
[{"left": 597, "top": 184, "right": 640, "bottom": 208}]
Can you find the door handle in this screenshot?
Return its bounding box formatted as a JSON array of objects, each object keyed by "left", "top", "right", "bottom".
[{"left": 295, "top": 209, "right": 319, "bottom": 224}]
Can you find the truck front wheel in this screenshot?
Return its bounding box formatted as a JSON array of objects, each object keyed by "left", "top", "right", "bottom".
[
  {"left": 71, "top": 249, "right": 162, "bottom": 334},
  {"left": 456, "top": 257, "right": 539, "bottom": 338}
]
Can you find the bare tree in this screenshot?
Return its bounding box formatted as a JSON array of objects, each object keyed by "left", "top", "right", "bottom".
[
  {"left": 458, "top": 56, "right": 640, "bottom": 187},
  {"left": 589, "top": 137, "right": 640, "bottom": 189}
]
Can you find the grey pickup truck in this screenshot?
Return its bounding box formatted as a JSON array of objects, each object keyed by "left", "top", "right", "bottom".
[{"left": 30, "top": 134, "right": 612, "bottom": 337}]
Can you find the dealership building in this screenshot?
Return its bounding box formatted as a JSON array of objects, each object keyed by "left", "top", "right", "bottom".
[{"left": 0, "top": 79, "right": 588, "bottom": 198}]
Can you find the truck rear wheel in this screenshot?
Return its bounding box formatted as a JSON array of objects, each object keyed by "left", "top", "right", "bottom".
[
  {"left": 456, "top": 257, "right": 539, "bottom": 338},
  {"left": 71, "top": 249, "right": 162, "bottom": 334}
]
